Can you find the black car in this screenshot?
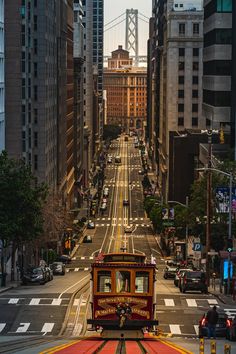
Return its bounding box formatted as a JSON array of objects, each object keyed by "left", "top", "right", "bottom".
[
  {"left": 199, "top": 312, "right": 231, "bottom": 338},
  {"left": 22, "top": 267, "right": 47, "bottom": 285},
  {"left": 50, "top": 262, "right": 66, "bottom": 275},
  {"left": 181, "top": 271, "right": 208, "bottom": 293},
  {"left": 83, "top": 235, "right": 92, "bottom": 243},
  {"left": 228, "top": 316, "right": 236, "bottom": 341},
  {"left": 123, "top": 199, "right": 129, "bottom": 206},
  {"left": 58, "top": 254, "right": 72, "bottom": 264},
  {"left": 163, "top": 266, "right": 177, "bottom": 279}
]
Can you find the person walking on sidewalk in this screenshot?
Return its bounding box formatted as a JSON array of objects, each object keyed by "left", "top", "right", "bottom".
[{"left": 206, "top": 305, "right": 219, "bottom": 339}]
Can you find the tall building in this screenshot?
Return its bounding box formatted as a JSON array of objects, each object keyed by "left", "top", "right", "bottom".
[
  {"left": 104, "top": 46, "right": 147, "bottom": 136},
  {"left": 203, "top": 0, "right": 235, "bottom": 150},
  {"left": 73, "top": 0, "right": 84, "bottom": 207},
  {"left": 82, "top": 0, "right": 104, "bottom": 188},
  {"left": 0, "top": 0, "right": 4, "bottom": 152},
  {"left": 151, "top": 0, "right": 204, "bottom": 201},
  {"left": 5, "top": 0, "right": 76, "bottom": 208}
]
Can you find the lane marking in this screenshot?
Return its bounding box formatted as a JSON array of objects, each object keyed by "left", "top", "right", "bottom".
[
  {"left": 58, "top": 274, "right": 90, "bottom": 299},
  {"left": 41, "top": 323, "right": 54, "bottom": 334},
  {"left": 169, "top": 324, "right": 181, "bottom": 335},
  {"left": 73, "top": 299, "right": 80, "bottom": 306},
  {"left": 74, "top": 268, "right": 79, "bottom": 272},
  {"left": 16, "top": 323, "right": 30, "bottom": 333},
  {"left": 186, "top": 299, "right": 197, "bottom": 307},
  {"left": 29, "top": 298, "right": 40, "bottom": 306},
  {"left": 8, "top": 298, "right": 19, "bottom": 304},
  {"left": 207, "top": 299, "right": 218, "bottom": 305},
  {"left": 164, "top": 299, "right": 175, "bottom": 307},
  {"left": 194, "top": 325, "right": 199, "bottom": 335},
  {"left": 0, "top": 323, "right": 6, "bottom": 333},
  {"left": 51, "top": 299, "right": 62, "bottom": 306}
]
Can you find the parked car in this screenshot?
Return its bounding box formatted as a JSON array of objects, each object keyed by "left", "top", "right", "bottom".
[
  {"left": 107, "top": 157, "right": 112, "bottom": 164},
  {"left": 174, "top": 268, "right": 192, "bottom": 287},
  {"left": 180, "top": 271, "right": 208, "bottom": 293},
  {"left": 103, "top": 188, "right": 109, "bottom": 197},
  {"left": 124, "top": 225, "right": 134, "bottom": 233},
  {"left": 199, "top": 312, "right": 230, "bottom": 338},
  {"left": 163, "top": 266, "right": 178, "bottom": 279},
  {"left": 45, "top": 266, "right": 53, "bottom": 282},
  {"left": 228, "top": 316, "right": 236, "bottom": 341},
  {"left": 58, "top": 254, "right": 72, "bottom": 264},
  {"left": 123, "top": 199, "right": 129, "bottom": 206},
  {"left": 87, "top": 220, "right": 95, "bottom": 229},
  {"left": 22, "top": 267, "right": 47, "bottom": 285},
  {"left": 49, "top": 262, "right": 65, "bottom": 276},
  {"left": 83, "top": 235, "right": 92, "bottom": 243}
]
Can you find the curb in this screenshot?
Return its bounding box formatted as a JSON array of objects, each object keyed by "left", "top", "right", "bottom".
[
  {"left": 208, "top": 291, "right": 226, "bottom": 304},
  {"left": 0, "top": 285, "right": 18, "bottom": 294}
]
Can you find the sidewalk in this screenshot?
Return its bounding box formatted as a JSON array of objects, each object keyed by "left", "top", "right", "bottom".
[
  {"left": 0, "top": 280, "right": 21, "bottom": 294},
  {"left": 208, "top": 279, "right": 236, "bottom": 306}
]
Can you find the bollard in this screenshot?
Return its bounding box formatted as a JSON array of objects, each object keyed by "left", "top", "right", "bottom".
[
  {"left": 224, "top": 344, "right": 231, "bottom": 354},
  {"left": 199, "top": 338, "right": 204, "bottom": 354},
  {"left": 210, "top": 340, "right": 216, "bottom": 354}
]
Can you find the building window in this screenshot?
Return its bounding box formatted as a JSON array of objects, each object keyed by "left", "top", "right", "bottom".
[
  {"left": 193, "top": 62, "right": 199, "bottom": 71},
  {"left": 178, "top": 90, "right": 184, "bottom": 98},
  {"left": 34, "top": 132, "right": 38, "bottom": 147},
  {"left": 22, "top": 131, "right": 26, "bottom": 152},
  {"left": 178, "top": 104, "right": 184, "bottom": 112},
  {"left": 178, "top": 76, "right": 184, "bottom": 84},
  {"left": 178, "top": 117, "right": 184, "bottom": 126},
  {"left": 193, "top": 48, "right": 199, "bottom": 57},
  {"left": 192, "top": 90, "right": 198, "bottom": 98},
  {"left": 192, "top": 104, "right": 198, "bottom": 112},
  {"left": 179, "top": 23, "right": 185, "bottom": 35},
  {"left": 179, "top": 61, "right": 185, "bottom": 71},
  {"left": 179, "top": 48, "right": 185, "bottom": 56},
  {"left": 193, "top": 23, "right": 199, "bottom": 35},
  {"left": 34, "top": 86, "right": 38, "bottom": 100},
  {"left": 34, "top": 108, "right": 38, "bottom": 124},
  {"left": 34, "top": 62, "right": 37, "bottom": 77},
  {"left": 34, "top": 155, "right": 38, "bottom": 170},
  {"left": 193, "top": 76, "right": 198, "bottom": 85},
  {"left": 217, "top": 0, "right": 232, "bottom": 12},
  {"left": 206, "top": 118, "right": 211, "bottom": 127},
  {"left": 22, "top": 105, "right": 26, "bottom": 125},
  {"left": 192, "top": 117, "right": 198, "bottom": 127}
]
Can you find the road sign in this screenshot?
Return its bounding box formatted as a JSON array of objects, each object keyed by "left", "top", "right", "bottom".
[{"left": 193, "top": 243, "right": 202, "bottom": 251}]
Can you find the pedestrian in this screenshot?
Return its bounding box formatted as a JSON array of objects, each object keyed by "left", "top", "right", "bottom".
[{"left": 206, "top": 305, "right": 218, "bottom": 339}]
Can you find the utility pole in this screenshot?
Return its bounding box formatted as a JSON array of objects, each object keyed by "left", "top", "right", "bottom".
[{"left": 206, "top": 131, "right": 212, "bottom": 286}]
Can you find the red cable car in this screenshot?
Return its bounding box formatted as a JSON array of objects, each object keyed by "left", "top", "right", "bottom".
[{"left": 87, "top": 253, "right": 158, "bottom": 338}]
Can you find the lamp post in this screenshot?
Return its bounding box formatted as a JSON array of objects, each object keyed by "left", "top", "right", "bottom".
[
  {"left": 168, "top": 197, "right": 189, "bottom": 261},
  {"left": 197, "top": 167, "right": 233, "bottom": 294}
]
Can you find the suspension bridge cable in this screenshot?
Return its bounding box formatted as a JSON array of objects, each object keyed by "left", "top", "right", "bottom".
[
  {"left": 104, "top": 18, "right": 126, "bottom": 33},
  {"left": 104, "top": 12, "right": 126, "bottom": 27},
  {"left": 139, "top": 12, "right": 150, "bottom": 20},
  {"left": 138, "top": 16, "right": 149, "bottom": 24}
]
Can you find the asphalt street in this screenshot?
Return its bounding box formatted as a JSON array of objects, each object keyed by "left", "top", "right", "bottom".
[{"left": 0, "top": 135, "right": 236, "bottom": 353}]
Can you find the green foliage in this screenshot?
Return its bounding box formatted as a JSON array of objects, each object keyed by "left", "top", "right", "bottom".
[
  {"left": 0, "top": 151, "right": 48, "bottom": 244},
  {"left": 143, "top": 197, "right": 157, "bottom": 216},
  {"left": 149, "top": 204, "right": 163, "bottom": 233},
  {"left": 103, "top": 125, "right": 121, "bottom": 141}
]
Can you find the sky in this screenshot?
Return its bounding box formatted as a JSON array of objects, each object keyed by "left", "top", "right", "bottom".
[{"left": 104, "top": 0, "right": 152, "bottom": 57}]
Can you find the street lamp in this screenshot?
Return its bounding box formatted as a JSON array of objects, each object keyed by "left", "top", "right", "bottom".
[
  {"left": 168, "top": 197, "right": 189, "bottom": 262},
  {"left": 197, "top": 167, "right": 233, "bottom": 294}
]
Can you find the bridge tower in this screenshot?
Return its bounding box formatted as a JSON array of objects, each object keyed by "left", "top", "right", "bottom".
[{"left": 125, "top": 9, "right": 139, "bottom": 66}]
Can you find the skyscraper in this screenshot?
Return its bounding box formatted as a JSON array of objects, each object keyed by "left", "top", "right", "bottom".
[{"left": 0, "top": 0, "right": 4, "bottom": 152}]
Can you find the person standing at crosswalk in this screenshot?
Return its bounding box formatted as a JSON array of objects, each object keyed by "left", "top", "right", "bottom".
[{"left": 206, "top": 305, "right": 219, "bottom": 339}]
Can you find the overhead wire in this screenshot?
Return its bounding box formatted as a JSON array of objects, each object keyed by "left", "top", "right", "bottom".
[
  {"left": 138, "top": 16, "right": 149, "bottom": 24},
  {"left": 104, "top": 18, "right": 126, "bottom": 33},
  {"left": 104, "top": 12, "right": 126, "bottom": 27},
  {"left": 139, "top": 12, "right": 150, "bottom": 20}
]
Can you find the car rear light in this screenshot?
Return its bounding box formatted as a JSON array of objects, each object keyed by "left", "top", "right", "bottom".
[
  {"left": 226, "top": 319, "right": 231, "bottom": 327},
  {"left": 201, "top": 318, "right": 206, "bottom": 326}
]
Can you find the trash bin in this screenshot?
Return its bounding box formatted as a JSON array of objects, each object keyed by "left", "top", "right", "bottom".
[{"left": 0, "top": 272, "right": 7, "bottom": 287}]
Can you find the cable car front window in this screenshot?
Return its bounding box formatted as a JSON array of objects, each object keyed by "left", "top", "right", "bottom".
[
  {"left": 116, "top": 271, "right": 130, "bottom": 293},
  {"left": 135, "top": 271, "right": 149, "bottom": 293},
  {"left": 97, "top": 271, "right": 111, "bottom": 293}
]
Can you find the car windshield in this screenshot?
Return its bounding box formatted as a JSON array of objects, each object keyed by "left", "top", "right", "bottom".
[
  {"left": 186, "top": 271, "right": 205, "bottom": 279},
  {"left": 32, "top": 268, "right": 42, "bottom": 274}
]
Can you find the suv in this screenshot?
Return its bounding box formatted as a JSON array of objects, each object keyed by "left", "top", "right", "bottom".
[
  {"left": 163, "top": 266, "right": 177, "bottom": 279},
  {"left": 181, "top": 271, "right": 207, "bottom": 293},
  {"left": 174, "top": 268, "right": 192, "bottom": 287}
]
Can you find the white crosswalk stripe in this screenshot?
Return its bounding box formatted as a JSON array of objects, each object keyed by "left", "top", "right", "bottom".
[
  {"left": 164, "top": 299, "right": 175, "bottom": 306},
  {"left": 169, "top": 324, "right": 181, "bottom": 335},
  {"left": 186, "top": 299, "right": 197, "bottom": 307}
]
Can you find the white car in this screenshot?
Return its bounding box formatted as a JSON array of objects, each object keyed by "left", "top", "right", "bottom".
[
  {"left": 103, "top": 188, "right": 109, "bottom": 197},
  {"left": 124, "top": 225, "right": 134, "bottom": 233},
  {"left": 87, "top": 220, "right": 95, "bottom": 229},
  {"left": 100, "top": 203, "right": 107, "bottom": 211}
]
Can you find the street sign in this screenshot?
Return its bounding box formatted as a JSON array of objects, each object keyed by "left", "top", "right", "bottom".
[
  {"left": 208, "top": 251, "right": 218, "bottom": 256},
  {"left": 193, "top": 243, "right": 202, "bottom": 251}
]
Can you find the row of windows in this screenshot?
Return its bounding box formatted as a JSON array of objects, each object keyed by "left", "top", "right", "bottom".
[
  {"left": 178, "top": 61, "right": 199, "bottom": 71},
  {"left": 178, "top": 117, "right": 198, "bottom": 127},
  {"left": 203, "top": 89, "right": 231, "bottom": 107},
  {"left": 178, "top": 22, "right": 200, "bottom": 36},
  {"left": 204, "top": 0, "right": 232, "bottom": 19},
  {"left": 179, "top": 48, "right": 199, "bottom": 57},
  {"left": 178, "top": 103, "right": 198, "bottom": 113},
  {"left": 179, "top": 76, "right": 199, "bottom": 85},
  {"left": 204, "top": 29, "right": 232, "bottom": 47},
  {"left": 178, "top": 90, "right": 198, "bottom": 98},
  {"left": 203, "top": 60, "right": 231, "bottom": 76}
]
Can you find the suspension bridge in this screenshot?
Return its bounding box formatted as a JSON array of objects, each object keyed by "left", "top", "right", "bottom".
[{"left": 104, "top": 9, "right": 149, "bottom": 65}]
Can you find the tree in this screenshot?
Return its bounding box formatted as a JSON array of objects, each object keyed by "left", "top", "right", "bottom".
[{"left": 0, "top": 151, "right": 48, "bottom": 245}]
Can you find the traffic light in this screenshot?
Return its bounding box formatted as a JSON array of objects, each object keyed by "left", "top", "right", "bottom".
[{"left": 227, "top": 238, "right": 233, "bottom": 253}]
